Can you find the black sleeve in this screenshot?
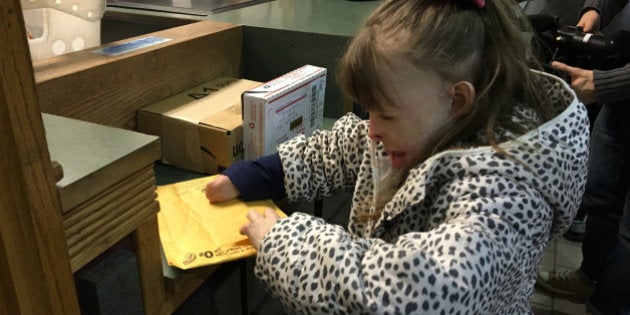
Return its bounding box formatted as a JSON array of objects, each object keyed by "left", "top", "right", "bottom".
[
  {"left": 222, "top": 153, "right": 286, "bottom": 201},
  {"left": 580, "top": 0, "right": 627, "bottom": 26},
  {"left": 594, "top": 62, "right": 630, "bottom": 103}
]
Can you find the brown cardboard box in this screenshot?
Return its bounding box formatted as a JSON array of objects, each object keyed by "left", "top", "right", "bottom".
[{"left": 137, "top": 78, "right": 262, "bottom": 174}]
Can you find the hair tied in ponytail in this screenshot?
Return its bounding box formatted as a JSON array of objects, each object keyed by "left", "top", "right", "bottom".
[{"left": 470, "top": 0, "right": 485, "bottom": 9}]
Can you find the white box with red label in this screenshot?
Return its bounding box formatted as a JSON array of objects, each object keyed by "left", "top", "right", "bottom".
[{"left": 242, "top": 65, "right": 327, "bottom": 160}]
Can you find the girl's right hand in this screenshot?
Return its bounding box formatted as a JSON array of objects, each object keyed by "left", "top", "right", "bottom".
[
  {"left": 577, "top": 9, "right": 601, "bottom": 33},
  {"left": 205, "top": 175, "right": 240, "bottom": 203}
]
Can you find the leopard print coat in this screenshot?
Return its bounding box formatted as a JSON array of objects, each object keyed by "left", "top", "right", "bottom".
[{"left": 255, "top": 71, "right": 589, "bottom": 314}]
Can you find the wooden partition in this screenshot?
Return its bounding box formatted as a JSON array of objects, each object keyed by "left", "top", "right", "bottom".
[
  {"left": 33, "top": 20, "right": 244, "bottom": 129},
  {"left": 0, "top": 0, "right": 80, "bottom": 313},
  {"left": 1, "top": 6, "right": 246, "bottom": 313}
]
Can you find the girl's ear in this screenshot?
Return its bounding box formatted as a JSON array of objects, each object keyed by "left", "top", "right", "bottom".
[{"left": 448, "top": 81, "right": 476, "bottom": 117}]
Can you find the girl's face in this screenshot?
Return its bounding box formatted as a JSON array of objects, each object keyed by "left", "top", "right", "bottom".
[{"left": 368, "top": 58, "right": 454, "bottom": 169}]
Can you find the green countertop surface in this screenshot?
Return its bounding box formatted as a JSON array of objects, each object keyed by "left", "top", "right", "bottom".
[
  {"left": 44, "top": 113, "right": 158, "bottom": 189},
  {"left": 107, "top": 0, "right": 380, "bottom": 37}
]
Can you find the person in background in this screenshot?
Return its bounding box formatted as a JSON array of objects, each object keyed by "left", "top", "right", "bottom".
[
  {"left": 206, "top": 0, "right": 589, "bottom": 313},
  {"left": 536, "top": 0, "right": 630, "bottom": 314}
]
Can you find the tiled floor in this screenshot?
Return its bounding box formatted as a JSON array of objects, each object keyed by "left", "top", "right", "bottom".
[{"left": 533, "top": 236, "right": 590, "bottom": 315}]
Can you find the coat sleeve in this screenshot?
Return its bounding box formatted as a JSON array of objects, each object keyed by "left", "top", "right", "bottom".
[
  {"left": 277, "top": 113, "right": 370, "bottom": 202},
  {"left": 253, "top": 176, "right": 546, "bottom": 313},
  {"left": 581, "top": 0, "right": 627, "bottom": 27},
  {"left": 222, "top": 153, "right": 286, "bottom": 201},
  {"left": 594, "top": 63, "right": 630, "bottom": 104}
]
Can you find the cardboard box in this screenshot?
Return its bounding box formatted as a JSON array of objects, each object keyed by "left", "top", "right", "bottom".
[
  {"left": 137, "top": 78, "right": 262, "bottom": 174},
  {"left": 242, "top": 65, "right": 326, "bottom": 160}
]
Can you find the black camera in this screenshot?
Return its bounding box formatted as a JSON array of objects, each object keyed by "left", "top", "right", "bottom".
[
  {"left": 529, "top": 14, "right": 629, "bottom": 71},
  {"left": 553, "top": 25, "right": 627, "bottom": 70}
]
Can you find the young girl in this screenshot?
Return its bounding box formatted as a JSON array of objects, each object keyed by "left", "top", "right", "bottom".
[{"left": 206, "top": 0, "right": 589, "bottom": 313}]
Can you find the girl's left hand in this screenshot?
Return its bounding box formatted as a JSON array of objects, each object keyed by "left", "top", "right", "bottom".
[{"left": 240, "top": 208, "right": 280, "bottom": 250}]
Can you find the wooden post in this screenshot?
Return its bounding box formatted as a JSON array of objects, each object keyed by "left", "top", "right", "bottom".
[{"left": 0, "top": 0, "right": 80, "bottom": 313}]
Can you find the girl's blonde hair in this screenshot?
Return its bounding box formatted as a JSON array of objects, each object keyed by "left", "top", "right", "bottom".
[
  {"left": 338, "top": 0, "right": 553, "bottom": 164},
  {"left": 339, "top": 0, "right": 554, "bottom": 222}
]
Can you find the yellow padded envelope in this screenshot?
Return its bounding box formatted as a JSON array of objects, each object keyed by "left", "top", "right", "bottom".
[{"left": 157, "top": 175, "right": 286, "bottom": 269}]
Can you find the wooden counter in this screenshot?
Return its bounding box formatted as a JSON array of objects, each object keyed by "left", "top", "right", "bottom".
[{"left": 44, "top": 113, "right": 160, "bottom": 272}]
